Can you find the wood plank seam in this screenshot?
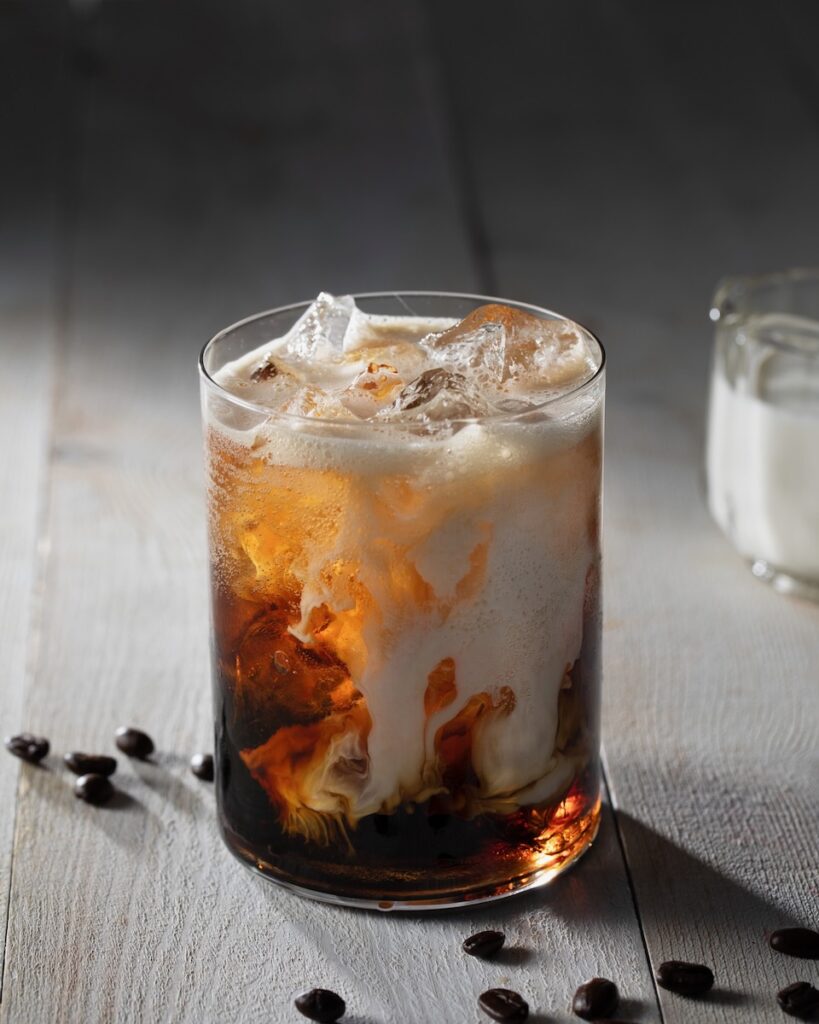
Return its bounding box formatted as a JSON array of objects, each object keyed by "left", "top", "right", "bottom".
[
  {"left": 0, "top": 15, "right": 77, "bottom": 996},
  {"left": 0, "top": 363, "right": 60, "bottom": 1008},
  {"left": 412, "top": 0, "right": 499, "bottom": 296},
  {"left": 602, "top": 757, "right": 666, "bottom": 1023}
]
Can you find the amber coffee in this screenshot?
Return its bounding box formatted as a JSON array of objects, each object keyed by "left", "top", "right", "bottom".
[{"left": 200, "top": 292, "right": 605, "bottom": 908}]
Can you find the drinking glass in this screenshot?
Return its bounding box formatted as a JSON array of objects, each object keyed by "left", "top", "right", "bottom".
[{"left": 200, "top": 292, "right": 605, "bottom": 908}]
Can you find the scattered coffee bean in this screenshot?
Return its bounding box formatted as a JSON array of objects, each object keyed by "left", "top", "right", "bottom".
[
  {"left": 294, "top": 987, "right": 345, "bottom": 1022},
  {"left": 478, "top": 988, "right": 529, "bottom": 1022},
  {"left": 463, "top": 929, "right": 505, "bottom": 959},
  {"left": 64, "top": 752, "right": 117, "bottom": 777},
  {"left": 771, "top": 928, "right": 819, "bottom": 960},
  {"left": 114, "top": 726, "right": 154, "bottom": 759},
  {"left": 4, "top": 733, "right": 49, "bottom": 764},
  {"left": 572, "top": 977, "right": 619, "bottom": 1019},
  {"left": 655, "top": 960, "right": 714, "bottom": 996},
  {"left": 190, "top": 753, "right": 214, "bottom": 781},
  {"left": 74, "top": 773, "right": 114, "bottom": 805},
  {"left": 777, "top": 981, "right": 819, "bottom": 1019}
]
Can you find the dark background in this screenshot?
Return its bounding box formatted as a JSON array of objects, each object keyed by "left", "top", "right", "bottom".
[{"left": 3, "top": 0, "right": 819, "bottom": 395}]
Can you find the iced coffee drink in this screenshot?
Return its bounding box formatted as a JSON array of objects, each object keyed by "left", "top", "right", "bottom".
[{"left": 200, "top": 292, "right": 605, "bottom": 908}]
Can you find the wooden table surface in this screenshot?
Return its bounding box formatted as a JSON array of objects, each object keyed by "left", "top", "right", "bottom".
[{"left": 2, "top": 2, "right": 818, "bottom": 1022}]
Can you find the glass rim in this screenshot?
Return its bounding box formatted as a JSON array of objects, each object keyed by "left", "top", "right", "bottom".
[{"left": 198, "top": 290, "right": 606, "bottom": 428}]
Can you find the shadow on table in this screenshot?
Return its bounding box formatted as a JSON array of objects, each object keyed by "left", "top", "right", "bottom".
[
  {"left": 611, "top": 811, "right": 807, "bottom": 1016},
  {"left": 615, "top": 811, "right": 805, "bottom": 940},
  {"left": 17, "top": 761, "right": 162, "bottom": 852},
  {"left": 125, "top": 750, "right": 208, "bottom": 817}
]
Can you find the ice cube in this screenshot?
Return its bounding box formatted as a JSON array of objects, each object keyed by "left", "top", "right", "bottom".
[
  {"left": 421, "top": 320, "right": 506, "bottom": 386},
  {"left": 343, "top": 308, "right": 457, "bottom": 353},
  {"left": 279, "top": 385, "right": 356, "bottom": 420},
  {"left": 275, "top": 293, "right": 355, "bottom": 362},
  {"left": 521, "top": 321, "right": 596, "bottom": 387},
  {"left": 446, "top": 304, "right": 596, "bottom": 388},
  {"left": 378, "top": 368, "right": 493, "bottom": 422},
  {"left": 340, "top": 362, "right": 404, "bottom": 418}
]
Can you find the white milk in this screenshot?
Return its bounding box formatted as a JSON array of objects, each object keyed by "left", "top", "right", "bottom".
[{"left": 707, "top": 370, "right": 819, "bottom": 581}]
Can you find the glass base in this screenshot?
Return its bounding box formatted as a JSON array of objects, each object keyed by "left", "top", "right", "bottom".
[
  {"left": 221, "top": 798, "right": 601, "bottom": 911},
  {"left": 751, "top": 559, "right": 819, "bottom": 603}
]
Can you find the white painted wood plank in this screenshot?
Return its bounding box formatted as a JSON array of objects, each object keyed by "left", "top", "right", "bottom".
[
  {"left": 432, "top": 1, "right": 819, "bottom": 1020},
  {"left": 0, "top": 1, "right": 63, "bottom": 986},
  {"left": 1, "top": 2, "right": 657, "bottom": 1022}
]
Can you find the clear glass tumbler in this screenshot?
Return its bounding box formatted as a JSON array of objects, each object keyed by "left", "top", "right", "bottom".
[
  {"left": 199, "top": 292, "right": 605, "bottom": 908},
  {"left": 706, "top": 269, "right": 819, "bottom": 600}
]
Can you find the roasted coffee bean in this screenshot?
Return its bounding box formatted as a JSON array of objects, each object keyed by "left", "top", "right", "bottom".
[
  {"left": 74, "top": 773, "right": 114, "bottom": 805},
  {"left": 64, "top": 752, "right": 117, "bottom": 777},
  {"left": 5, "top": 733, "right": 49, "bottom": 764},
  {"left": 478, "top": 988, "right": 529, "bottom": 1021},
  {"left": 294, "top": 987, "right": 345, "bottom": 1022},
  {"left": 777, "top": 981, "right": 819, "bottom": 1018},
  {"left": 572, "top": 977, "right": 619, "bottom": 1019},
  {"left": 463, "top": 929, "right": 505, "bottom": 959},
  {"left": 655, "top": 960, "right": 714, "bottom": 996},
  {"left": 770, "top": 928, "right": 819, "bottom": 960},
  {"left": 190, "top": 753, "right": 214, "bottom": 781},
  {"left": 114, "top": 726, "right": 154, "bottom": 759}
]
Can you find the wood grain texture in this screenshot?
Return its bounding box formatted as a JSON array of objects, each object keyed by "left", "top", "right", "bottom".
[
  {"left": 0, "top": 1, "right": 64, "bottom": 982},
  {"left": 0, "top": 2, "right": 657, "bottom": 1022},
  {"left": 432, "top": 1, "right": 819, "bottom": 1020}
]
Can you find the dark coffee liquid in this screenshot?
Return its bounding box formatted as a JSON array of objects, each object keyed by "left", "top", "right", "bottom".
[{"left": 211, "top": 571, "right": 601, "bottom": 904}]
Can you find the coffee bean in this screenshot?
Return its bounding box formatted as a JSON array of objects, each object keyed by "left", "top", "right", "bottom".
[
  {"left": 294, "top": 988, "right": 345, "bottom": 1022},
  {"left": 190, "top": 753, "right": 214, "bottom": 781},
  {"left": 478, "top": 988, "right": 529, "bottom": 1021},
  {"left": 64, "top": 752, "right": 117, "bottom": 777},
  {"left": 771, "top": 928, "right": 819, "bottom": 960},
  {"left": 463, "top": 929, "right": 505, "bottom": 959},
  {"left": 5, "top": 733, "right": 49, "bottom": 764},
  {"left": 777, "top": 981, "right": 819, "bottom": 1018},
  {"left": 114, "top": 727, "right": 154, "bottom": 759},
  {"left": 74, "top": 773, "right": 114, "bottom": 805},
  {"left": 572, "top": 977, "right": 619, "bottom": 1019},
  {"left": 655, "top": 960, "right": 714, "bottom": 996}
]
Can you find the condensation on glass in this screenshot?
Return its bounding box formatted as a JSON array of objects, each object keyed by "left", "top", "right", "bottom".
[{"left": 199, "top": 292, "right": 606, "bottom": 909}]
